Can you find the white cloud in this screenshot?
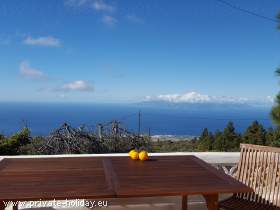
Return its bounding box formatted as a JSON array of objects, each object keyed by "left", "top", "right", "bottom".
[
  {"left": 65, "top": 0, "right": 115, "bottom": 12},
  {"left": 60, "top": 80, "right": 94, "bottom": 92},
  {"left": 102, "top": 15, "right": 117, "bottom": 26},
  {"left": 126, "top": 15, "right": 144, "bottom": 24},
  {"left": 23, "top": 36, "right": 61, "bottom": 47},
  {"left": 92, "top": 0, "right": 114, "bottom": 12},
  {"left": 19, "top": 61, "right": 45, "bottom": 80},
  {"left": 65, "top": 0, "right": 117, "bottom": 26},
  {"left": 145, "top": 91, "right": 273, "bottom": 105}
]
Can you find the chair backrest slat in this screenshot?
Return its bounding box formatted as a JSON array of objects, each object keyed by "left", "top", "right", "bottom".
[
  {"left": 259, "top": 151, "right": 267, "bottom": 203},
  {"left": 267, "top": 152, "right": 275, "bottom": 203},
  {"left": 250, "top": 149, "right": 257, "bottom": 201},
  {"left": 237, "top": 144, "right": 280, "bottom": 206},
  {"left": 276, "top": 153, "right": 280, "bottom": 207}
]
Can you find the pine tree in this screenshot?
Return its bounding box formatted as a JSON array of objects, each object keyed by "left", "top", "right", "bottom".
[
  {"left": 270, "top": 14, "right": 280, "bottom": 129},
  {"left": 271, "top": 87, "right": 280, "bottom": 126},
  {"left": 213, "top": 130, "right": 224, "bottom": 151},
  {"left": 222, "top": 122, "right": 240, "bottom": 151},
  {"left": 242, "top": 121, "right": 266, "bottom": 145},
  {"left": 265, "top": 127, "right": 280, "bottom": 147},
  {"left": 197, "top": 128, "right": 214, "bottom": 151},
  {"left": 208, "top": 133, "right": 214, "bottom": 151},
  {"left": 265, "top": 127, "right": 274, "bottom": 146},
  {"left": 271, "top": 14, "right": 280, "bottom": 126}
]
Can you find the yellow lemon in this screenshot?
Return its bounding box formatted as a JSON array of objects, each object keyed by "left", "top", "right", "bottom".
[
  {"left": 129, "top": 149, "right": 136, "bottom": 157},
  {"left": 130, "top": 151, "right": 139, "bottom": 160},
  {"left": 139, "top": 150, "right": 149, "bottom": 161}
]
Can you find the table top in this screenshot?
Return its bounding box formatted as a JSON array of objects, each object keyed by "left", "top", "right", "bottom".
[{"left": 0, "top": 156, "right": 252, "bottom": 201}]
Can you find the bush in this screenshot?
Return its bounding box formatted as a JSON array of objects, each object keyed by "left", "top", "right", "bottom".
[{"left": 0, "top": 128, "right": 31, "bottom": 155}]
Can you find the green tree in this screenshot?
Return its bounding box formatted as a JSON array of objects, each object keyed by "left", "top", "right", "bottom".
[
  {"left": 265, "top": 127, "right": 275, "bottom": 146},
  {"left": 271, "top": 13, "right": 280, "bottom": 125},
  {"left": 213, "top": 130, "right": 224, "bottom": 151},
  {"left": 197, "top": 128, "right": 214, "bottom": 151},
  {"left": 19, "top": 136, "right": 45, "bottom": 155},
  {"left": 242, "top": 121, "right": 266, "bottom": 145},
  {"left": 0, "top": 128, "right": 31, "bottom": 155},
  {"left": 222, "top": 122, "right": 240, "bottom": 151},
  {"left": 271, "top": 138, "right": 280, "bottom": 147},
  {"left": 271, "top": 84, "right": 280, "bottom": 126},
  {"left": 265, "top": 127, "right": 280, "bottom": 147}
]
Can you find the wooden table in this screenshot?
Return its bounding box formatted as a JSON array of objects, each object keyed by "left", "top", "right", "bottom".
[{"left": 0, "top": 156, "right": 252, "bottom": 210}]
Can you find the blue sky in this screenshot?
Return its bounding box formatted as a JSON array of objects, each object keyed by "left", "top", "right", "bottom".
[{"left": 0, "top": 0, "right": 280, "bottom": 103}]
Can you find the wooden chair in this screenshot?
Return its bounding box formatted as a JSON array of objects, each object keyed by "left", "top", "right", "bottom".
[{"left": 219, "top": 144, "right": 280, "bottom": 210}]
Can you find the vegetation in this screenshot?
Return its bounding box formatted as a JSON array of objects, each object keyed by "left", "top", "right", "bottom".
[
  {"left": 0, "top": 123, "right": 151, "bottom": 155},
  {"left": 271, "top": 70, "right": 280, "bottom": 126},
  {"left": 271, "top": 14, "right": 280, "bottom": 126},
  {"left": 196, "top": 121, "right": 280, "bottom": 152},
  {"left": 0, "top": 120, "right": 278, "bottom": 155},
  {"left": 152, "top": 138, "right": 198, "bottom": 152},
  {"left": 0, "top": 128, "right": 31, "bottom": 155}
]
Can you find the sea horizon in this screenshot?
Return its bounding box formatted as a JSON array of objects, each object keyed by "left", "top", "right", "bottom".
[{"left": 0, "top": 101, "right": 273, "bottom": 137}]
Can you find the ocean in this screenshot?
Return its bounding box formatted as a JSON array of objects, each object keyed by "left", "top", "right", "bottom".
[{"left": 0, "top": 102, "right": 273, "bottom": 136}]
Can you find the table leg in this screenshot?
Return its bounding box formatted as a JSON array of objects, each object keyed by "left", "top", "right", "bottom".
[
  {"left": 182, "top": 195, "right": 188, "bottom": 210},
  {"left": 203, "top": 194, "right": 219, "bottom": 210},
  {"left": 13, "top": 204, "right": 18, "bottom": 210}
]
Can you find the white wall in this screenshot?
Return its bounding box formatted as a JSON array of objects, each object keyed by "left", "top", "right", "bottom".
[{"left": 0, "top": 152, "right": 240, "bottom": 164}]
